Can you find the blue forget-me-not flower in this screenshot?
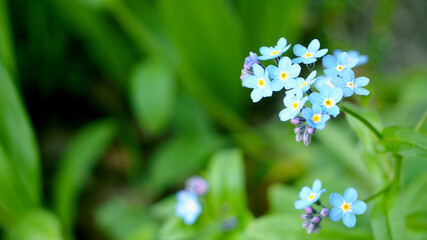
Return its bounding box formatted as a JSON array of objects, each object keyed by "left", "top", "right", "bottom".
[
  {"left": 314, "top": 75, "right": 336, "bottom": 90},
  {"left": 175, "top": 190, "right": 202, "bottom": 225},
  {"left": 266, "top": 57, "right": 301, "bottom": 91},
  {"left": 322, "top": 52, "right": 358, "bottom": 77},
  {"left": 279, "top": 88, "right": 308, "bottom": 122},
  {"left": 295, "top": 179, "right": 326, "bottom": 209},
  {"left": 301, "top": 104, "right": 330, "bottom": 130},
  {"left": 333, "top": 50, "right": 368, "bottom": 66},
  {"left": 294, "top": 70, "right": 317, "bottom": 94},
  {"left": 309, "top": 85, "right": 343, "bottom": 118},
  {"left": 242, "top": 63, "right": 273, "bottom": 102},
  {"left": 292, "top": 39, "right": 328, "bottom": 64},
  {"left": 329, "top": 188, "right": 367, "bottom": 228},
  {"left": 332, "top": 69, "right": 369, "bottom": 97},
  {"left": 258, "top": 37, "right": 291, "bottom": 60}
]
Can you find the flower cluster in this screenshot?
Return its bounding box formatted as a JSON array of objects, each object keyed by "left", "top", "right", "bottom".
[
  {"left": 295, "top": 179, "right": 367, "bottom": 234},
  {"left": 240, "top": 37, "right": 369, "bottom": 145},
  {"left": 175, "top": 176, "right": 208, "bottom": 225}
]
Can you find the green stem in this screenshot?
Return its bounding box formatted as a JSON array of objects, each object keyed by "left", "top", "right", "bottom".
[
  {"left": 393, "top": 154, "right": 403, "bottom": 184},
  {"left": 341, "top": 105, "right": 383, "bottom": 139},
  {"left": 415, "top": 110, "right": 427, "bottom": 132},
  {"left": 364, "top": 182, "right": 392, "bottom": 203}
]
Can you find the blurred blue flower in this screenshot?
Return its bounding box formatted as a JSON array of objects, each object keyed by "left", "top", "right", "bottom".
[
  {"left": 186, "top": 176, "right": 208, "bottom": 196},
  {"left": 242, "top": 63, "right": 273, "bottom": 102},
  {"left": 308, "top": 85, "right": 343, "bottom": 117},
  {"left": 258, "top": 37, "right": 291, "bottom": 60},
  {"left": 329, "top": 188, "right": 367, "bottom": 228},
  {"left": 292, "top": 39, "right": 328, "bottom": 64},
  {"left": 294, "top": 70, "right": 317, "bottom": 94},
  {"left": 301, "top": 104, "right": 330, "bottom": 130},
  {"left": 175, "top": 190, "right": 202, "bottom": 225},
  {"left": 266, "top": 57, "right": 301, "bottom": 91},
  {"left": 332, "top": 69, "right": 369, "bottom": 97},
  {"left": 294, "top": 179, "right": 326, "bottom": 209},
  {"left": 314, "top": 75, "right": 336, "bottom": 90},
  {"left": 333, "top": 50, "right": 368, "bottom": 66},
  {"left": 322, "top": 52, "right": 358, "bottom": 77},
  {"left": 279, "top": 88, "right": 308, "bottom": 121}
]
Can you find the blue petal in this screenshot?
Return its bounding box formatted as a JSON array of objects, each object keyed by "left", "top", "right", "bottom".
[
  {"left": 283, "top": 94, "right": 294, "bottom": 107},
  {"left": 356, "top": 55, "right": 368, "bottom": 66},
  {"left": 301, "top": 108, "right": 312, "bottom": 119},
  {"left": 299, "top": 186, "right": 312, "bottom": 199},
  {"left": 314, "top": 121, "right": 326, "bottom": 130},
  {"left": 270, "top": 79, "right": 284, "bottom": 92},
  {"left": 314, "top": 49, "right": 328, "bottom": 58},
  {"left": 344, "top": 187, "right": 358, "bottom": 203},
  {"left": 342, "top": 87, "right": 354, "bottom": 97},
  {"left": 258, "top": 55, "right": 274, "bottom": 60},
  {"left": 328, "top": 106, "right": 340, "bottom": 117},
  {"left": 293, "top": 44, "right": 307, "bottom": 56},
  {"left": 337, "top": 52, "right": 349, "bottom": 64},
  {"left": 322, "top": 55, "right": 336, "bottom": 69},
  {"left": 329, "top": 193, "right": 344, "bottom": 207},
  {"left": 281, "top": 44, "right": 291, "bottom": 54},
  {"left": 319, "top": 84, "right": 333, "bottom": 97},
  {"left": 329, "top": 207, "right": 343, "bottom": 221},
  {"left": 343, "top": 212, "right": 356, "bottom": 228},
  {"left": 242, "top": 75, "right": 257, "bottom": 88},
  {"left": 354, "top": 77, "right": 369, "bottom": 87},
  {"left": 354, "top": 87, "right": 369, "bottom": 96},
  {"left": 324, "top": 69, "right": 338, "bottom": 76},
  {"left": 294, "top": 199, "right": 309, "bottom": 210},
  {"left": 333, "top": 49, "right": 343, "bottom": 58},
  {"left": 252, "top": 64, "right": 264, "bottom": 78},
  {"left": 303, "top": 57, "right": 316, "bottom": 64},
  {"left": 279, "top": 108, "right": 296, "bottom": 121},
  {"left": 312, "top": 104, "right": 322, "bottom": 114},
  {"left": 266, "top": 65, "right": 280, "bottom": 79},
  {"left": 342, "top": 69, "right": 354, "bottom": 81},
  {"left": 259, "top": 46, "right": 270, "bottom": 55},
  {"left": 308, "top": 39, "right": 320, "bottom": 52},
  {"left": 250, "top": 87, "right": 263, "bottom": 102},
  {"left": 331, "top": 87, "right": 343, "bottom": 102},
  {"left": 288, "top": 64, "right": 301, "bottom": 77},
  {"left": 312, "top": 179, "right": 322, "bottom": 192},
  {"left": 306, "top": 70, "right": 317, "bottom": 81},
  {"left": 347, "top": 57, "right": 358, "bottom": 68},
  {"left": 284, "top": 78, "right": 297, "bottom": 90},
  {"left": 277, "top": 37, "right": 287, "bottom": 48},
  {"left": 309, "top": 92, "right": 323, "bottom": 105},
  {"left": 263, "top": 85, "right": 273, "bottom": 97},
  {"left": 331, "top": 76, "right": 346, "bottom": 87},
  {"left": 279, "top": 57, "right": 292, "bottom": 70},
  {"left": 352, "top": 200, "right": 367, "bottom": 215}
]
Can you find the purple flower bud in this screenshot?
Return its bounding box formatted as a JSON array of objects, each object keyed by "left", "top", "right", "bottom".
[
  {"left": 303, "top": 130, "right": 311, "bottom": 146},
  {"left": 290, "top": 117, "right": 301, "bottom": 125},
  {"left": 244, "top": 52, "right": 259, "bottom": 69},
  {"left": 301, "top": 214, "right": 312, "bottom": 220},
  {"left": 304, "top": 206, "right": 314, "bottom": 214},
  {"left": 320, "top": 208, "right": 329, "bottom": 217},
  {"left": 296, "top": 132, "right": 304, "bottom": 142},
  {"left": 294, "top": 125, "right": 306, "bottom": 134},
  {"left": 306, "top": 224, "right": 315, "bottom": 234},
  {"left": 302, "top": 221, "right": 310, "bottom": 228},
  {"left": 186, "top": 176, "right": 208, "bottom": 196},
  {"left": 312, "top": 216, "right": 321, "bottom": 223},
  {"left": 308, "top": 126, "right": 316, "bottom": 135}
]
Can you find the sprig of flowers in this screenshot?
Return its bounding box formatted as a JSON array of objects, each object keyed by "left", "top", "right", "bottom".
[
  {"left": 294, "top": 179, "right": 367, "bottom": 234},
  {"left": 175, "top": 176, "right": 208, "bottom": 225},
  {"left": 240, "top": 37, "right": 370, "bottom": 145}
]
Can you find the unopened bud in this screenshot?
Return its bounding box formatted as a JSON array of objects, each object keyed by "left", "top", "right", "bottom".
[
  {"left": 320, "top": 208, "right": 329, "bottom": 217},
  {"left": 308, "top": 126, "right": 316, "bottom": 134},
  {"left": 304, "top": 206, "right": 314, "bottom": 214},
  {"left": 301, "top": 214, "right": 311, "bottom": 220},
  {"left": 291, "top": 117, "right": 301, "bottom": 125},
  {"left": 312, "top": 216, "right": 321, "bottom": 223}
]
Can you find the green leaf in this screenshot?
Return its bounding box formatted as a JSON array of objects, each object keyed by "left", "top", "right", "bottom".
[
  {"left": 267, "top": 184, "right": 299, "bottom": 214},
  {"left": 5, "top": 209, "right": 63, "bottom": 240},
  {"left": 148, "top": 132, "right": 226, "bottom": 193},
  {"left": 377, "top": 126, "right": 427, "bottom": 158},
  {"left": 386, "top": 185, "right": 407, "bottom": 239},
  {"left": 344, "top": 102, "right": 383, "bottom": 152},
  {"left": 0, "top": 0, "right": 17, "bottom": 79},
  {"left": 0, "top": 59, "right": 40, "bottom": 207},
  {"left": 129, "top": 58, "right": 175, "bottom": 135},
  {"left": 206, "top": 148, "right": 248, "bottom": 217},
  {"left": 95, "top": 197, "right": 151, "bottom": 240},
  {"left": 245, "top": 214, "right": 372, "bottom": 240},
  {"left": 370, "top": 196, "right": 391, "bottom": 240},
  {"left": 53, "top": 119, "right": 117, "bottom": 236}
]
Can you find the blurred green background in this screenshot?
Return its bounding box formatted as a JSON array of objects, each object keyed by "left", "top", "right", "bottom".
[{"left": 0, "top": 0, "right": 426, "bottom": 239}]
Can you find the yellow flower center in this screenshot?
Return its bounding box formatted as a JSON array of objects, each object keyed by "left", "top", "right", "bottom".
[
  {"left": 347, "top": 82, "right": 355, "bottom": 88},
  {"left": 271, "top": 50, "right": 279, "bottom": 55},
  {"left": 281, "top": 72, "right": 288, "bottom": 79},
  {"left": 337, "top": 65, "right": 344, "bottom": 71},
  {"left": 301, "top": 82, "right": 307, "bottom": 87},
  {"left": 342, "top": 203, "right": 350, "bottom": 211},
  {"left": 258, "top": 79, "right": 265, "bottom": 86},
  {"left": 304, "top": 53, "right": 313, "bottom": 58},
  {"left": 312, "top": 114, "right": 320, "bottom": 123},
  {"left": 292, "top": 102, "right": 298, "bottom": 109},
  {"left": 308, "top": 193, "right": 316, "bottom": 201},
  {"left": 324, "top": 99, "right": 332, "bottom": 107}
]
